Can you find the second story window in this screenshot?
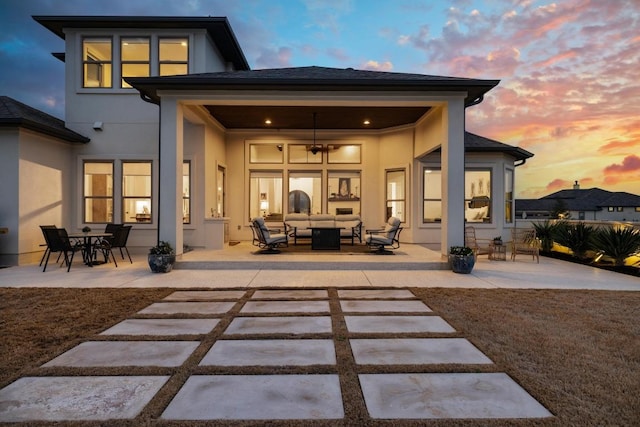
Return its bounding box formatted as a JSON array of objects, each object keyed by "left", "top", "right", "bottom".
[
  {"left": 159, "top": 38, "right": 188, "bottom": 76},
  {"left": 121, "top": 37, "right": 150, "bottom": 88},
  {"left": 83, "top": 37, "right": 112, "bottom": 88}
]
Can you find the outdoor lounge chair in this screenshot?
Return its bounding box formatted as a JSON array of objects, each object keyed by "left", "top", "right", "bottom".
[
  {"left": 510, "top": 227, "right": 540, "bottom": 263},
  {"left": 365, "top": 216, "right": 403, "bottom": 254},
  {"left": 41, "top": 227, "right": 83, "bottom": 272},
  {"left": 465, "top": 226, "right": 491, "bottom": 260},
  {"left": 250, "top": 217, "right": 288, "bottom": 253}
]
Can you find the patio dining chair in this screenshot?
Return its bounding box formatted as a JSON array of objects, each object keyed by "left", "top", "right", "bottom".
[
  {"left": 365, "top": 216, "right": 403, "bottom": 254},
  {"left": 42, "top": 227, "right": 83, "bottom": 272},
  {"left": 39, "top": 225, "right": 58, "bottom": 267},
  {"left": 97, "top": 224, "right": 132, "bottom": 264}
]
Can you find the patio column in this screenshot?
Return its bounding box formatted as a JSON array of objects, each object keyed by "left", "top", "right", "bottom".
[
  {"left": 158, "top": 97, "right": 184, "bottom": 255},
  {"left": 440, "top": 98, "right": 465, "bottom": 255}
]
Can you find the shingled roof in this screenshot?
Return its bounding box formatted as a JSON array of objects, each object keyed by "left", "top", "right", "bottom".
[
  {"left": 517, "top": 188, "right": 640, "bottom": 214},
  {"left": 126, "top": 66, "right": 500, "bottom": 106},
  {"left": 0, "top": 96, "right": 89, "bottom": 144},
  {"left": 464, "top": 132, "right": 533, "bottom": 161}
]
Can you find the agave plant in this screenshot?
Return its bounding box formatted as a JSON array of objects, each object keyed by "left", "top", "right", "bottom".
[
  {"left": 532, "top": 220, "right": 562, "bottom": 253},
  {"left": 553, "top": 222, "right": 597, "bottom": 260},
  {"left": 591, "top": 227, "right": 640, "bottom": 267}
]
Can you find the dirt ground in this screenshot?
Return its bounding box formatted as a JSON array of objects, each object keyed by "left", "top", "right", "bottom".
[{"left": 1, "top": 287, "right": 639, "bottom": 426}]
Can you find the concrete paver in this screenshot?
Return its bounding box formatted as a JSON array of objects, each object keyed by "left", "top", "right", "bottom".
[
  {"left": 340, "top": 299, "right": 432, "bottom": 312},
  {"left": 350, "top": 338, "right": 493, "bottom": 365},
  {"left": 241, "top": 300, "right": 330, "bottom": 313},
  {"left": 161, "top": 375, "right": 344, "bottom": 420},
  {"left": 359, "top": 373, "right": 552, "bottom": 419},
  {"left": 43, "top": 341, "right": 200, "bottom": 367},
  {"left": 252, "top": 289, "right": 328, "bottom": 299},
  {"left": 345, "top": 315, "right": 456, "bottom": 333},
  {"left": 338, "top": 289, "right": 416, "bottom": 298},
  {"left": 138, "top": 301, "right": 235, "bottom": 315},
  {"left": 163, "top": 290, "right": 246, "bottom": 300},
  {"left": 101, "top": 318, "right": 219, "bottom": 335},
  {"left": 0, "top": 376, "right": 168, "bottom": 422},
  {"left": 200, "top": 339, "right": 336, "bottom": 366},
  {"left": 224, "top": 316, "right": 332, "bottom": 335}
]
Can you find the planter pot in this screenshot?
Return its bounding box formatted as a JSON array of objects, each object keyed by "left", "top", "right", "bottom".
[
  {"left": 449, "top": 254, "right": 475, "bottom": 274},
  {"left": 148, "top": 254, "right": 176, "bottom": 273}
]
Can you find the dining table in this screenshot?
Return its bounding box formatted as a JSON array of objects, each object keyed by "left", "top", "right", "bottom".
[{"left": 68, "top": 231, "right": 113, "bottom": 267}]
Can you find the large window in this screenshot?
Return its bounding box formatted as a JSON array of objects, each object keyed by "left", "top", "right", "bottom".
[
  {"left": 122, "top": 162, "right": 152, "bottom": 223},
  {"left": 121, "top": 37, "right": 149, "bottom": 88},
  {"left": 159, "top": 37, "right": 188, "bottom": 76},
  {"left": 328, "top": 171, "right": 361, "bottom": 215},
  {"left": 83, "top": 162, "right": 113, "bottom": 223},
  {"left": 250, "top": 171, "right": 283, "bottom": 221},
  {"left": 423, "top": 168, "right": 442, "bottom": 222},
  {"left": 465, "top": 170, "right": 491, "bottom": 223},
  {"left": 505, "top": 169, "right": 514, "bottom": 223},
  {"left": 289, "top": 172, "right": 322, "bottom": 214},
  {"left": 422, "top": 168, "right": 492, "bottom": 223},
  {"left": 386, "top": 169, "right": 406, "bottom": 221},
  {"left": 83, "top": 38, "right": 112, "bottom": 88}
]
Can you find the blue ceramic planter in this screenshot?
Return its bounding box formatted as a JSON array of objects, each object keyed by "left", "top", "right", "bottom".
[{"left": 449, "top": 254, "right": 475, "bottom": 274}]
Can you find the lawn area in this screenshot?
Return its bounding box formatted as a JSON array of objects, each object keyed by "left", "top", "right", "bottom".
[{"left": 1, "top": 287, "right": 638, "bottom": 426}]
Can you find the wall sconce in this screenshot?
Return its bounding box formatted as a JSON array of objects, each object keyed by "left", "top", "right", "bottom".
[{"left": 92, "top": 121, "right": 103, "bottom": 131}]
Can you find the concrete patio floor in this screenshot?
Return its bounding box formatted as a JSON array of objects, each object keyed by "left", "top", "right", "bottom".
[{"left": 0, "top": 242, "right": 638, "bottom": 290}]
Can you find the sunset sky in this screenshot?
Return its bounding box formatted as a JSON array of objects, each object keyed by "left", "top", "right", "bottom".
[{"left": 1, "top": 0, "right": 638, "bottom": 198}]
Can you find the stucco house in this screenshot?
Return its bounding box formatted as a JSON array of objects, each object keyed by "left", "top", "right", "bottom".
[{"left": 0, "top": 15, "right": 533, "bottom": 266}]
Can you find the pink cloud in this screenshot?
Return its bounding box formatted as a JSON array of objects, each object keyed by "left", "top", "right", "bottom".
[
  {"left": 604, "top": 155, "right": 640, "bottom": 173},
  {"left": 546, "top": 179, "right": 572, "bottom": 192}
]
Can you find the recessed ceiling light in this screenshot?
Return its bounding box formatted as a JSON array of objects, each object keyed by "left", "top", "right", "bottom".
[
  {"left": 265, "top": 119, "right": 272, "bottom": 125},
  {"left": 363, "top": 120, "right": 371, "bottom": 125}
]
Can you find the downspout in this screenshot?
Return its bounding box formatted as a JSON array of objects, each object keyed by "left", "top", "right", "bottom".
[{"left": 138, "top": 92, "right": 162, "bottom": 244}]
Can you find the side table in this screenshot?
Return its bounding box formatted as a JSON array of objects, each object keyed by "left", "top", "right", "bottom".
[{"left": 489, "top": 243, "right": 506, "bottom": 261}]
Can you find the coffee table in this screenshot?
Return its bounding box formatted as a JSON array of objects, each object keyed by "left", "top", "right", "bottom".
[{"left": 309, "top": 227, "right": 343, "bottom": 250}]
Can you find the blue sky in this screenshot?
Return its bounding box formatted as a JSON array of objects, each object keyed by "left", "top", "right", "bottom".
[{"left": 1, "top": 0, "right": 638, "bottom": 197}]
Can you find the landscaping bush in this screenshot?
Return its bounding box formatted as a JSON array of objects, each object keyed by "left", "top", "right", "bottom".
[
  {"left": 553, "top": 221, "right": 597, "bottom": 260},
  {"left": 591, "top": 226, "right": 640, "bottom": 267},
  {"left": 533, "top": 220, "right": 564, "bottom": 253}
]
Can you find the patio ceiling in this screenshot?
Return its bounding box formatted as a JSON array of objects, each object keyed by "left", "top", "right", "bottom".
[{"left": 204, "top": 105, "right": 431, "bottom": 130}]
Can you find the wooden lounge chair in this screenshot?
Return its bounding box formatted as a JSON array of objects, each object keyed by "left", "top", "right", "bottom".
[
  {"left": 464, "top": 226, "right": 491, "bottom": 260},
  {"left": 510, "top": 228, "right": 540, "bottom": 263}
]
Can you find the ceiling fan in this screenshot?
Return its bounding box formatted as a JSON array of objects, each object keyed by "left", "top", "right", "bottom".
[{"left": 307, "top": 112, "right": 339, "bottom": 154}]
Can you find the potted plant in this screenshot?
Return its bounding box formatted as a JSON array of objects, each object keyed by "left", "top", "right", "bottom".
[
  {"left": 449, "top": 246, "right": 475, "bottom": 274},
  {"left": 492, "top": 236, "right": 503, "bottom": 245},
  {"left": 148, "top": 240, "right": 175, "bottom": 273}
]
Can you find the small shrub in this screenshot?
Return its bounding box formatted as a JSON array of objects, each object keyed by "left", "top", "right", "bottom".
[
  {"left": 533, "top": 220, "right": 562, "bottom": 253},
  {"left": 554, "top": 222, "right": 597, "bottom": 260},
  {"left": 591, "top": 227, "right": 640, "bottom": 267},
  {"left": 450, "top": 246, "right": 474, "bottom": 256},
  {"left": 149, "top": 240, "right": 175, "bottom": 255}
]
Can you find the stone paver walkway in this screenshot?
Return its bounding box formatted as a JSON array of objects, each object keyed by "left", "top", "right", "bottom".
[{"left": 0, "top": 288, "right": 553, "bottom": 423}]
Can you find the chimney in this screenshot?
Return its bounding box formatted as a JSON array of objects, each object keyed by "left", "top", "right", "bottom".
[{"left": 573, "top": 180, "right": 580, "bottom": 190}]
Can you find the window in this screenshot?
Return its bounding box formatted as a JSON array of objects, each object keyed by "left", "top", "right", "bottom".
[
  {"left": 121, "top": 37, "right": 149, "bottom": 88},
  {"left": 250, "top": 144, "right": 284, "bottom": 163},
  {"left": 327, "top": 171, "right": 361, "bottom": 215},
  {"left": 83, "top": 38, "right": 112, "bottom": 88},
  {"left": 122, "top": 162, "right": 152, "bottom": 223},
  {"left": 327, "top": 144, "right": 361, "bottom": 164},
  {"left": 386, "top": 169, "right": 406, "bottom": 221},
  {"left": 289, "top": 144, "right": 322, "bottom": 164},
  {"left": 465, "top": 169, "right": 491, "bottom": 223},
  {"left": 608, "top": 207, "right": 614, "bottom": 212},
  {"left": 182, "top": 161, "right": 191, "bottom": 224},
  {"left": 505, "top": 169, "right": 514, "bottom": 223},
  {"left": 616, "top": 206, "right": 624, "bottom": 212},
  {"left": 83, "top": 162, "right": 113, "bottom": 223},
  {"left": 159, "top": 38, "right": 188, "bottom": 76},
  {"left": 289, "top": 172, "right": 322, "bottom": 214},
  {"left": 422, "top": 168, "right": 492, "bottom": 223},
  {"left": 423, "top": 168, "right": 441, "bottom": 222},
  {"left": 250, "top": 171, "right": 283, "bottom": 221},
  {"left": 216, "top": 165, "right": 226, "bottom": 217},
  {"left": 635, "top": 207, "right": 640, "bottom": 212}
]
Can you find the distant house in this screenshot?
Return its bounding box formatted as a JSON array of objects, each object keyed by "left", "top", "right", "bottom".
[
  {"left": 0, "top": 14, "right": 534, "bottom": 265},
  {"left": 516, "top": 182, "right": 640, "bottom": 222}
]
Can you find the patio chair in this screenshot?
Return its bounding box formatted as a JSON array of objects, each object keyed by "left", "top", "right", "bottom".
[
  {"left": 464, "top": 226, "right": 491, "bottom": 260},
  {"left": 250, "top": 217, "right": 288, "bottom": 253},
  {"left": 365, "top": 217, "right": 403, "bottom": 254},
  {"left": 510, "top": 228, "right": 540, "bottom": 263},
  {"left": 104, "top": 225, "right": 132, "bottom": 263},
  {"left": 39, "top": 225, "right": 58, "bottom": 267},
  {"left": 42, "top": 227, "right": 83, "bottom": 272}
]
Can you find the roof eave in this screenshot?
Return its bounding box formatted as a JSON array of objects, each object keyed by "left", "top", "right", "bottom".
[{"left": 0, "top": 118, "right": 90, "bottom": 144}]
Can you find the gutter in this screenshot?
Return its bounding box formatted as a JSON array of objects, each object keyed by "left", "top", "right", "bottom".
[{"left": 138, "top": 93, "right": 162, "bottom": 244}]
